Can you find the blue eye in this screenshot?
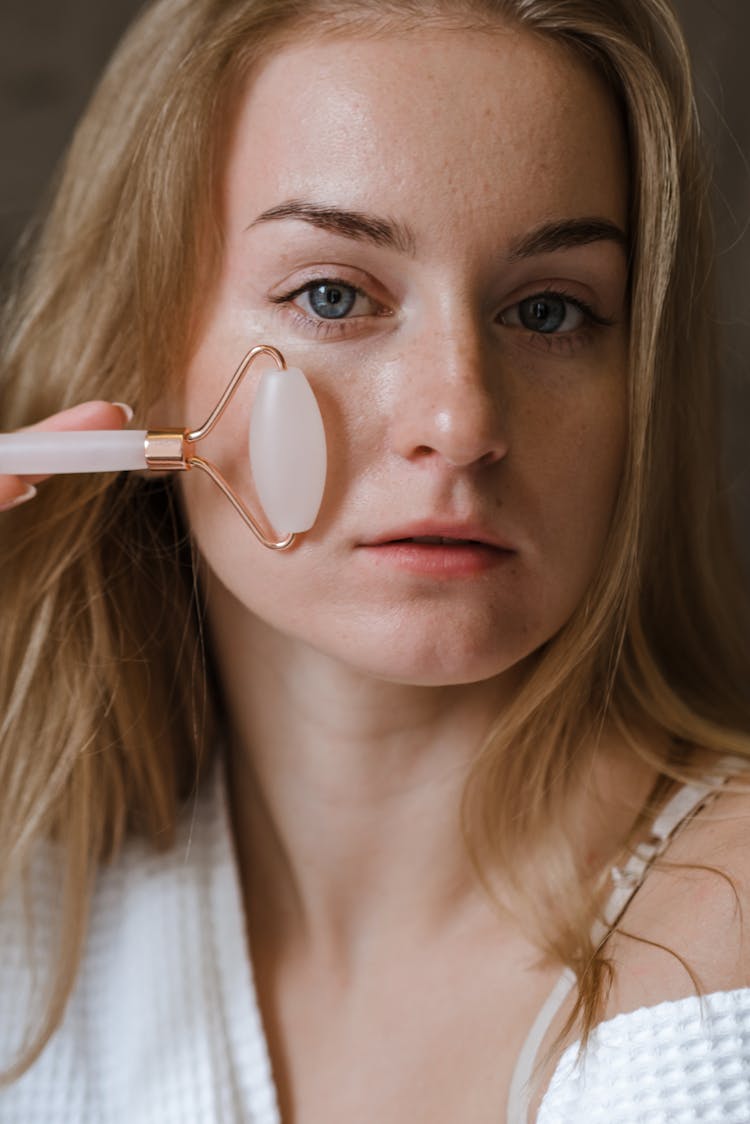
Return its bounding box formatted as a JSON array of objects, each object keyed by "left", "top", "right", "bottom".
[
  {"left": 307, "top": 282, "right": 357, "bottom": 319},
  {"left": 517, "top": 295, "right": 570, "bottom": 333},
  {"left": 276, "top": 277, "right": 384, "bottom": 328},
  {"left": 498, "top": 291, "right": 607, "bottom": 336}
]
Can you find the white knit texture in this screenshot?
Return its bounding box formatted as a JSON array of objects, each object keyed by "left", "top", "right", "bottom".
[
  {"left": 538, "top": 990, "right": 750, "bottom": 1123},
  {"left": 3, "top": 763, "right": 750, "bottom": 1122},
  {"left": 0, "top": 766, "right": 280, "bottom": 1124}
]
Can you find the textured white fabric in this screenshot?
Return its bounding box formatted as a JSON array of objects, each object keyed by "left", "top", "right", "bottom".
[
  {"left": 2, "top": 761, "right": 750, "bottom": 1122},
  {"left": 537, "top": 990, "right": 750, "bottom": 1123},
  {"left": 0, "top": 765, "right": 280, "bottom": 1124},
  {"left": 508, "top": 757, "right": 748, "bottom": 1123}
]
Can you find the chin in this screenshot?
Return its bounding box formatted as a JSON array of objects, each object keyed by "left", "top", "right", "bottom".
[{"left": 312, "top": 622, "right": 540, "bottom": 689}]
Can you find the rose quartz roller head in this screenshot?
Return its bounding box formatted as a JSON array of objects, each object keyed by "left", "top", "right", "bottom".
[
  {"left": 250, "top": 363, "right": 326, "bottom": 536},
  {"left": 0, "top": 345, "right": 327, "bottom": 550}
]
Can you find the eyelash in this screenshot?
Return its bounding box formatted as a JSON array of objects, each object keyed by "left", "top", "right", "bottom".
[
  {"left": 507, "top": 288, "right": 615, "bottom": 353},
  {"left": 269, "top": 277, "right": 388, "bottom": 339},
  {"left": 270, "top": 278, "right": 614, "bottom": 348}
]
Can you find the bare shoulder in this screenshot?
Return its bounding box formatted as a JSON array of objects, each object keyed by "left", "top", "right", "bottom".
[{"left": 605, "top": 773, "right": 750, "bottom": 1017}]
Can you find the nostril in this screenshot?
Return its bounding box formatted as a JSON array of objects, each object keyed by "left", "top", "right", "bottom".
[{"left": 407, "top": 441, "right": 506, "bottom": 467}]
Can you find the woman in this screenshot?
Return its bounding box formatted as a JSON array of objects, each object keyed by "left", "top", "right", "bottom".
[{"left": 1, "top": 0, "right": 749, "bottom": 1120}]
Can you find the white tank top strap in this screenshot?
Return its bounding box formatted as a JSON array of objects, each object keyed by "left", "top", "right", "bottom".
[
  {"left": 506, "top": 966, "right": 577, "bottom": 1123},
  {"left": 505, "top": 754, "right": 745, "bottom": 1124}
]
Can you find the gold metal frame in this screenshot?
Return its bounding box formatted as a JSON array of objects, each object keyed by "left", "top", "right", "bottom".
[{"left": 144, "top": 344, "right": 295, "bottom": 550}]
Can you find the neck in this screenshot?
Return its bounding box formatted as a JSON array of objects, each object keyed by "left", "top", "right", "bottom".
[{"left": 208, "top": 581, "right": 657, "bottom": 970}]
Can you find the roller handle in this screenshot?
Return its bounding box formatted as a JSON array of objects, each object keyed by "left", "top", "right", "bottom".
[{"left": 0, "top": 430, "right": 148, "bottom": 474}]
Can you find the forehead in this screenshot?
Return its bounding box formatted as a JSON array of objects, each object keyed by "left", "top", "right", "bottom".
[{"left": 223, "top": 26, "right": 628, "bottom": 246}]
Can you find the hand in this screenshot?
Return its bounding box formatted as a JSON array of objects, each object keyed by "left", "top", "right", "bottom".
[{"left": 0, "top": 401, "right": 133, "bottom": 512}]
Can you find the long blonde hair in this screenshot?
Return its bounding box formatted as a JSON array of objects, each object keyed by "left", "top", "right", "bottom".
[{"left": 1, "top": 0, "right": 748, "bottom": 1083}]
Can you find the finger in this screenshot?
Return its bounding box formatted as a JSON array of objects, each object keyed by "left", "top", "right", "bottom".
[
  {"left": 0, "top": 400, "right": 134, "bottom": 501},
  {"left": 0, "top": 480, "right": 37, "bottom": 512},
  {"left": 20, "top": 400, "right": 133, "bottom": 435}
]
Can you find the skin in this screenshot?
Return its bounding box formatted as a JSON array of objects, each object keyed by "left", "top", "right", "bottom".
[
  {"left": 179, "top": 28, "right": 630, "bottom": 692},
  {"left": 167, "top": 25, "right": 646, "bottom": 1121},
  {"left": 0, "top": 402, "right": 130, "bottom": 510}
]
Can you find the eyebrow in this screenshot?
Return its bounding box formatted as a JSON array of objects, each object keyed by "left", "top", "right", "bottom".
[
  {"left": 248, "top": 199, "right": 418, "bottom": 256},
  {"left": 508, "top": 218, "right": 628, "bottom": 260},
  {"left": 248, "top": 201, "right": 627, "bottom": 261}
]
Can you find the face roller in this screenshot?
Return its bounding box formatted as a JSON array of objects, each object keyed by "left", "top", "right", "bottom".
[{"left": 0, "top": 345, "right": 327, "bottom": 550}]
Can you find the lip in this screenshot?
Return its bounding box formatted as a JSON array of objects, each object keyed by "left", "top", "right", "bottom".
[
  {"left": 361, "top": 520, "right": 516, "bottom": 551},
  {"left": 357, "top": 521, "right": 517, "bottom": 578}
]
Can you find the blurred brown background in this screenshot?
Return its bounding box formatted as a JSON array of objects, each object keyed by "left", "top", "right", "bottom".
[{"left": 0, "top": 0, "right": 748, "bottom": 561}]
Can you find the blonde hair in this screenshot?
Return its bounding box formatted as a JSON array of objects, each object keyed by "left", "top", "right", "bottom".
[{"left": 1, "top": 0, "right": 748, "bottom": 1083}]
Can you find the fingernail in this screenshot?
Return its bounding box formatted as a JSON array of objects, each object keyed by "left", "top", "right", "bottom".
[
  {"left": 0, "top": 484, "right": 37, "bottom": 513},
  {"left": 112, "top": 402, "right": 134, "bottom": 424}
]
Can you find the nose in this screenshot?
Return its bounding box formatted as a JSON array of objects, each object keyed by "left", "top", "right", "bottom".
[{"left": 388, "top": 321, "right": 508, "bottom": 470}]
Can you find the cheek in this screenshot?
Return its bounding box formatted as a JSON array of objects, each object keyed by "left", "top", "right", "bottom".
[
  {"left": 178, "top": 468, "right": 315, "bottom": 644},
  {"left": 178, "top": 469, "right": 257, "bottom": 575},
  {"left": 171, "top": 360, "right": 351, "bottom": 626},
  {"left": 522, "top": 381, "right": 627, "bottom": 586}
]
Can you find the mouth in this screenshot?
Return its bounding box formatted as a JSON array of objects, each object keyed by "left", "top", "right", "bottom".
[
  {"left": 389, "top": 535, "right": 491, "bottom": 546},
  {"left": 363, "top": 521, "right": 515, "bottom": 550},
  {"left": 358, "top": 524, "right": 516, "bottom": 577}
]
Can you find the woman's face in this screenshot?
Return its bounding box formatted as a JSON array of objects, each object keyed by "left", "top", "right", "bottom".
[{"left": 174, "top": 25, "right": 630, "bottom": 686}]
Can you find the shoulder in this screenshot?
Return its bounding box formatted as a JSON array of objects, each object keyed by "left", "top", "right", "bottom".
[
  {"left": 540, "top": 987, "right": 750, "bottom": 1124},
  {"left": 0, "top": 770, "right": 224, "bottom": 991},
  {"left": 539, "top": 779, "right": 750, "bottom": 1122},
  {"left": 605, "top": 773, "right": 750, "bottom": 1016},
  {"left": 0, "top": 766, "right": 235, "bottom": 1110}
]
